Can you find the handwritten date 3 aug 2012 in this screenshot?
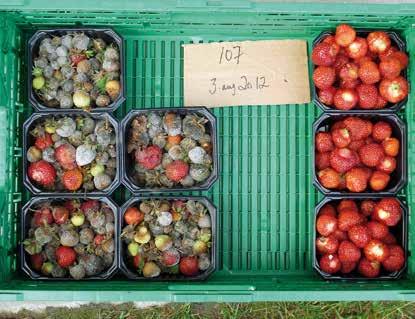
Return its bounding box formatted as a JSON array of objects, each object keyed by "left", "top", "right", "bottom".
[{"left": 208, "top": 75, "right": 269, "bottom": 96}]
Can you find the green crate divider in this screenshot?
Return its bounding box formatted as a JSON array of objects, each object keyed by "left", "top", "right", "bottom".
[{"left": 0, "top": 4, "right": 414, "bottom": 301}]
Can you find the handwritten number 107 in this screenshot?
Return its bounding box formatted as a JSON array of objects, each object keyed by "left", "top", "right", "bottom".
[{"left": 219, "top": 46, "right": 243, "bottom": 64}]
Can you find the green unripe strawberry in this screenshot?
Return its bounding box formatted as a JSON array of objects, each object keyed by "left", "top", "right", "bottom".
[{"left": 33, "top": 76, "right": 45, "bottom": 90}]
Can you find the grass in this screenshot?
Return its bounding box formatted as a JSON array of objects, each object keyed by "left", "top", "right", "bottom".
[{"left": 0, "top": 302, "right": 415, "bottom": 319}]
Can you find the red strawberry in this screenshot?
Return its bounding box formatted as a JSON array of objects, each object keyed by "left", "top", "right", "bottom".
[
  {"left": 64, "top": 199, "right": 80, "bottom": 212},
  {"left": 318, "top": 87, "right": 336, "bottom": 106},
  {"left": 315, "top": 132, "right": 334, "bottom": 153},
  {"left": 315, "top": 152, "right": 330, "bottom": 170},
  {"left": 319, "top": 254, "right": 341, "bottom": 274},
  {"left": 33, "top": 207, "right": 53, "bottom": 227},
  {"left": 313, "top": 66, "right": 336, "bottom": 89},
  {"left": 383, "top": 233, "right": 398, "bottom": 245},
  {"left": 339, "top": 62, "right": 359, "bottom": 81},
  {"left": 162, "top": 249, "right": 180, "bottom": 267},
  {"left": 135, "top": 145, "right": 163, "bottom": 170},
  {"left": 316, "top": 236, "right": 339, "bottom": 254},
  {"left": 333, "top": 54, "right": 350, "bottom": 74},
  {"left": 333, "top": 88, "right": 359, "bottom": 110},
  {"left": 62, "top": 168, "right": 83, "bottom": 191},
  {"left": 55, "top": 144, "right": 77, "bottom": 170},
  {"left": 34, "top": 133, "right": 53, "bottom": 151},
  {"left": 358, "top": 258, "right": 381, "bottom": 278},
  {"left": 364, "top": 239, "right": 390, "bottom": 262},
  {"left": 331, "top": 121, "right": 346, "bottom": 132},
  {"left": 382, "top": 245, "right": 405, "bottom": 272},
  {"left": 358, "top": 61, "right": 380, "bottom": 85},
  {"left": 348, "top": 139, "right": 365, "bottom": 151},
  {"left": 346, "top": 37, "right": 368, "bottom": 59},
  {"left": 28, "top": 160, "right": 56, "bottom": 186},
  {"left": 318, "top": 168, "right": 340, "bottom": 189},
  {"left": 367, "top": 221, "right": 389, "bottom": 240},
  {"left": 357, "top": 84, "right": 378, "bottom": 109},
  {"left": 367, "top": 31, "right": 391, "bottom": 54},
  {"left": 369, "top": 171, "right": 390, "bottom": 191},
  {"left": 337, "top": 199, "right": 358, "bottom": 213},
  {"left": 335, "top": 24, "right": 356, "bottom": 47},
  {"left": 332, "top": 128, "right": 351, "bottom": 148},
  {"left": 329, "top": 148, "right": 359, "bottom": 173},
  {"left": 312, "top": 42, "right": 337, "bottom": 66},
  {"left": 94, "top": 234, "right": 105, "bottom": 245},
  {"left": 372, "top": 121, "right": 392, "bottom": 142},
  {"left": 333, "top": 229, "right": 348, "bottom": 241},
  {"left": 345, "top": 167, "right": 369, "bottom": 192},
  {"left": 340, "top": 78, "right": 361, "bottom": 89},
  {"left": 379, "top": 57, "right": 401, "bottom": 80},
  {"left": 379, "top": 46, "right": 398, "bottom": 61},
  {"left": 133, "top": 254, "right": 144, "bottom": 269},
  {"left": 360, "top": 200, "right": 376, "bottom": 217},
  {"left": 375, "top": 95, "right": 388, "bottom": 109},
  {"left": 80, "top": 199, "right": 100, "bottom": 215},
  {"left": 338, "top": 240, "right": 361, "bottom": 263},
  {"left": 55, "top": 246, "right": 76, "bottom": 268},
  {"left": 166, "top": 160, "right": 189, "bottom": 182},
  {"left": 179, "top": 256, "right": 199, "bottom": 276},
  {"left": 319, "top": 204, "right": 336, "bottom": 217},
  {"left": 348, "top": 224, "right": 371, "bottom": 248},
  {"left": 338, "top": 208, "right": 361, "bottom": 231},
  {"left": 379, "top": 76, "right": 408, "bottom": 103},
  {"left": 322, "top": 35, "right": 340, "bottom": 54},
  {"left": 30, "top": 253, "right": 44, "bottom": 272},
  {"left": 52, "top": 206, "right": 69, "bottom": 225},
  {"left": 373, "top": 198, "right": 402, "bottom": 226},
  {"left": 124, "top": 207, "right": 144, "bottom": 225},
  {"left": 316, "top": 214, "right": 338, "bottom": 237},
  {"left": 382, "top": 137, "right": 400, "bottom": 157},
  {"left": 70, "top": 53, "right": 86, "bottom": 65},
  {"left": 354, "top": 55, "right": 373, "bottom": 66},
  {"left": 343, "top": 117, "right": 372, "bottom": 141},
  {"left": 391, "top": 51, "right": 409, "bottom": 69},
  {"left": 358, "top": 143, "right": 385, "bottom": 167},
  {"left": 341, "top": 261, "right": 357, "bottom": 274}
]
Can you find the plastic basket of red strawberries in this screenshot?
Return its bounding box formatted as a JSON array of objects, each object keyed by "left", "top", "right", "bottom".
[
  {"left": 311, "top": 24, "right": 409, "bottom": 112},
  {"left": 313, "top": 197, "right": 407, "bottom": 280},
  {"left": 313, "top": 114, "right": 406, "bottom": 196},
  {"left": 21, "top": 197, "right": 119, "bottom": 280}
]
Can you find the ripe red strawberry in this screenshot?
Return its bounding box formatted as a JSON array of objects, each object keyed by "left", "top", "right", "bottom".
[
  {"left": 318, "top": 168, "right": 341, "bottom": 189},
  {"left": 379, "top": 76, "right": 408, "bottom": 103},
  {"left": 55, "top": 143, "right": 77, "bottom": 170},
  {"left": 339, "top": 62, "right": 359, "bottom": 81},
  {"left": 373, "top": 198, "right": 402, "bottom": 226},
  {"left": 64, "top": 199, "right": 80, "bottom": 212},
  {"left": 367, "top": 31, "right": 391, "bottom": 54},
  {"left": 62, "top": 168, "right": 83, "bottom": 191},
  {"left": 379, "top": 46, "right": 398, "bottom": 61},
  {"left": 34, "top": 133, "right": 53, "bottom": 151},
  {"left": 52, "top": 206, "right": 69, "bottom": 225},
  {"left": 348, "top": 224, "right": 371, "bottom": 248},
  {"left": 135, "top": 145, "right": 163, "bottom": 170},
  {"left": 383, "top": 233, "right": 397, "bottom": 245},
  {"left": 315, "top": 132, "right": 334, "bottom": 153},
  {"left": 345, "top": 167, "right": 369, "bottom": 192},
  {"left": 318, "top": 87, "right": 336, "bottom": 106},
  {"left": 372, "top": 121, "right": 392, "bottom": 142},
  {"left": 335, "top": 24, "right": 356, "bottom": 47},
  {"left": 179, "top": 256, "right": 199, "bottom": 276},
  {"left": 379, "top": 57, "right": 401, "bottom": 80},
  {"left": 316, "top": 214, "right": 338, "bottom": 237},
  {"left": 70, "top": 53, "right": 86, "bottom": 65},
  {"left": 329, "top": 148, "right": 359, "bottom": 174},
  {"left": 346, "top": 37, "right": 368, "bottom": 59},
  {"left": 375, "top": 95, "right": 388, "bottom": 109},
  {"left": 55, "top": 246, "right": 76, "bottom": 268},
  {"left": 338, "top": 208, "right": 362, "bottom": 231},
  {"left": 94, "top": 234, "right": 105, "bottom": 245},
  {"left": 367, "top": 221, "right": 389, "bottom": 240},
  {"left": 166, "top": 160, "right": 189, "bottom": 182},
  {"left": 382, "top": 137, "right": 400, "bottom": 157},
  {"left": 358, "top": 258, "right": 381, "bottom": 278},
  {"left": 331, "top": 120, "right": 346, "bottom": 132},
  {"left": 30, "top": 253, "right": 44, "bottom": 272},
  {"left": 360, "top": 200, "right": 376, "bottom": 217},
  {"left": 391, "top": 51, "right": 409, "bottom": 69},
  {"left": 364, "top": 239, "right": 390, "bottom": 262},
  {"left": 343, "top": 117, "right": 372, "bottom": 141},
  {"left": 338, "top": 240, "right": 361, "bottom": 263},
  {"left": 28, "top": 160, "right": 56, "bottom": 186},
  {"left": 341, "top": 261, "right": 357, "bottom": 274},
  {"left": 316, "top": 236, "right": 339, "bottom": 254},
  {"left": 370, "top": 171, "right": 390, "bottom": 191},
  {"left": 333, "top": 88, "right": 359, "bottom": 110},
  {"left": 331, "top": 128, "right": 351, "bottom": 148},
  {"left": 340, "top": 78, "right": 361, "bottom": 89},
  {"left": 348, "top": 139, "right": 365, "bottom": 151},
  {"left": 357, "top": 84, "right": 378, "bottom": 109},
  {"left": 133, "top": 254, "right": 143, "bottom": 269},
  {"left": 312, "top": 42, "right": 337, "bottom": 66},
  {"left": 382, "top": 245, "right": 405, "bottom": 272},
  {"left": 313, "top": 66, "right": 336, "bottom": 89},
  {"left": 333, "top": 229, "right": 348, "bottom": 241},
  {"left": 319, "top": 254, "right": 341, "bottom": 274},
  {"left": 358, "top": 143, "right": 385, "bottom": 167},
  {"left": 80, "top": 199, "right": 100, "bottom": 215},
  {"left": 124, "top": 207, "right": 144, "bottom": 225},
  {"left": 319, "top": 204, "right": 336, "bottom": 217},
  {"left": 315, "top": 152, "right": 330, "bottom": 170},
  {"left": 33, "top": 207, "right": 53, "bottom": 227},
  {"left": 333, "top": 54, "right": 350, "bottom": 74},
  {"left": 354, "top": 55, "right": 373, "bottom": 66},
  {"left": 337, "top": 199, "right": 358, "bottom": 213},
  {"left": 358, "top": 61, "right": 380, "bottom": 84}
]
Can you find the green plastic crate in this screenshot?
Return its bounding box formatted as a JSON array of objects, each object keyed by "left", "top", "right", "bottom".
[{"left": 0, "top": 1, "right": 415, "bottom": 302}]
